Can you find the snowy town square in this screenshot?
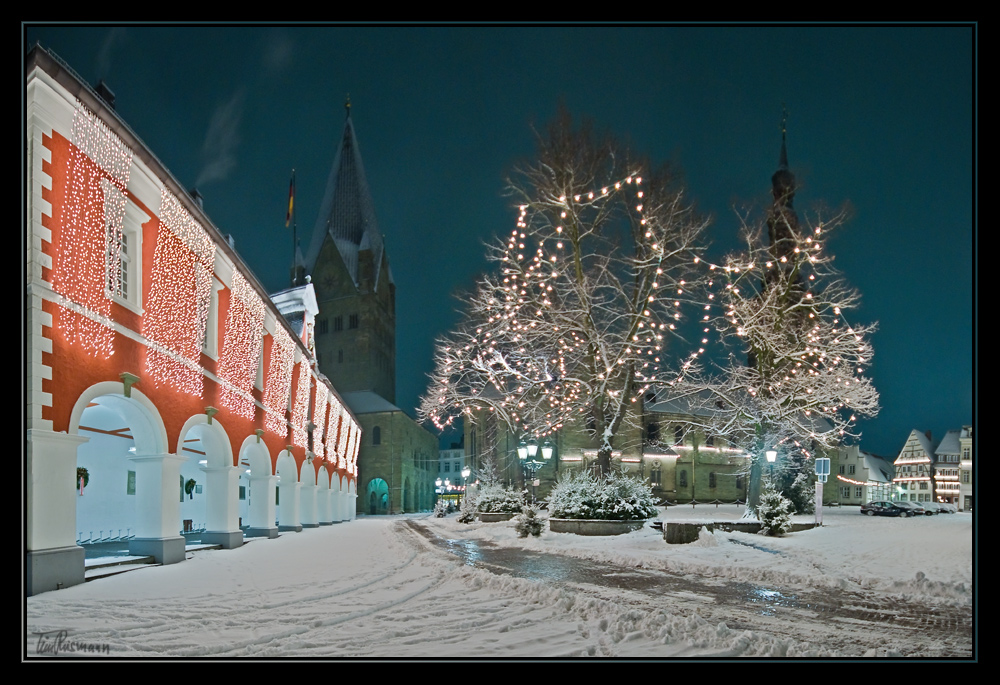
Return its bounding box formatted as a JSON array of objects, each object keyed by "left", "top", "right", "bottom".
[
  {"left": 26, "top": 506, "right": 971, "bottom": 659},
  {"left": 24, "top": 27, "right": 974, "bottom": 663}
]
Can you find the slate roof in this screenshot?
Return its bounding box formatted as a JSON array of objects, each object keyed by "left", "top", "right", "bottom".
[{"left": 304, "top": 111, "right": 391, "bottom": 290}]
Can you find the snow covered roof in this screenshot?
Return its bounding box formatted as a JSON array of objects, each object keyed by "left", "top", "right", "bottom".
[
  {"left": 340, "top": 390, "right": 403, "bottom": 415},
  {"left": 899, "top": 429, "right": 936, "bottom": 461},
  {"left": 935, "top": 429, "right": 961, "bottom": 457},
  {"left": 861, "top": 451, "right": 895, "bottom": 483}
]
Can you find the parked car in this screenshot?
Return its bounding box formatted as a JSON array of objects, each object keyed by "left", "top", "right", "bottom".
[
  {"left": 922, "top": 501, "right": 956, "bottom": 514},
  {"left": 894, "top": 500, "right": 935, "bottom": 516},
  {"left": 860, "top": 501, "right": 906, "bottom": 517}
]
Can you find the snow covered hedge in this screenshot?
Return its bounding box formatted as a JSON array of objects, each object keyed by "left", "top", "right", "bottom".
[
  {"left": 475, "top": 483, "right": 525, "bottom": 514},
  {"left": 549, "top": 470, "right": 658, "bottom": 521}
]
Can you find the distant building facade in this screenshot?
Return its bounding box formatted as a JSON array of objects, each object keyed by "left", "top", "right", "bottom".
[
  {"left": 958, "top": 425, "right": 973, "bottom": 511},
  {"left": 892, "top": 426, "right": 974, "bottom": 509},
  {"left": 836, "top": 445, "right": 895, "bottom": 504},
  {"left": 893, "top": 430, "right": 937, "bottom": 504}
]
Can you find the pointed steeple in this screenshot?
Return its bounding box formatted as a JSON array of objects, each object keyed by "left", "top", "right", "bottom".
[
  {"left": 767, "top": 106, "right": 800, "bottom": 263},
  {"left": 304, "top": 101, "right": 389, "bottom": 290}
]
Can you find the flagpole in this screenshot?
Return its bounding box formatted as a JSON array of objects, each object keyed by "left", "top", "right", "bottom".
[{"left": 286, "top": 169, "right": 296, "bottom": 285}]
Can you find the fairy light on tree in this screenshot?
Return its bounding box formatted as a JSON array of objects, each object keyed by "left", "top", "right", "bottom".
[
  {"left": 690, "top": 120, "right": 879, "bottom": 515},
  {"left": 52, "top": 102, "right": 133, "bottom": 359},
  {"left": 144, "top": 189, "right": 216, "bottom": 394},
  {"left": 419, "top": 111, "right": 709, "bottom": 475}
]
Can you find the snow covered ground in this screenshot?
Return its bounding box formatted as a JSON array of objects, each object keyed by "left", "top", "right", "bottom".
[{"left": 24, "top": 505, "right": 973, "bottom": 660}]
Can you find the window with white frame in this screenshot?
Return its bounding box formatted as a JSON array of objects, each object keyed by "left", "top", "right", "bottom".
[{"left": 103, "top": 181, "right": 143, "bottom": 311}]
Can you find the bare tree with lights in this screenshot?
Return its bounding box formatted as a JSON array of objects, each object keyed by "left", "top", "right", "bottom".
[
  {"left": 691, "top": 126, "right": 880, "bottom": 516},
  {"left": 419, "top": 111, "right": 710, "bottom": 476}
]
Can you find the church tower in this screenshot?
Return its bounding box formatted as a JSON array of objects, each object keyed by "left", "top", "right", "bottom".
[
  {"left": 304, "top": 102, "right": 396, "bottom": 403},
  {"left": 766, "top": 110, "right": 802, "bottom": 282}
]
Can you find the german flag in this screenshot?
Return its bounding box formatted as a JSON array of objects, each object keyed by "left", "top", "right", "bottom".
[{"left": 285, "top": 170, "right": 295, "bottom": 227}]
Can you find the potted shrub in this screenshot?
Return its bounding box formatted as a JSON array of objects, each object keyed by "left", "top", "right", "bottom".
[
  {"left": 475, "top": 483, "right": 525, "bottom": 522},
  {"left": 548, "top": 469, "right": 658, "bottom": 535}
]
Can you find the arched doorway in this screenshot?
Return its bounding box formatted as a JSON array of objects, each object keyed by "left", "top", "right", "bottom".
[
  {"left": 70, "top": 385, "right": 184, "bottom": 564},
  {"left": 366, "top": 478, "right": 389, "bottom": 515},
  {"left": 177, "top": 417, "right": 241, "bottom": 548}
]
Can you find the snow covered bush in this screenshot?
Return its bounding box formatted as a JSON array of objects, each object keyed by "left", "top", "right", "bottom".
[
  {"left": 514, "top": 505, "right": 544, "bottom": 537},
  {"left": 457, "top": 495, "right": 477, "bottom": 523},
  {"left": 475, "top": 483, "right": 525, "bottom": 514},
  {"left": 549, "top": 469, "right": 658, "bottom": 521},
  {"left": 596, "top": 471, "right": 660, "bottom": 521},
  {"left": 547, "top": 470, "right": 601, "bottom": 519},
  {"left": 433, "top": 499, "right": 449, "bottom": 517},
  {"left": 757, "top": 479, "right": 793, "bottom": 536}
]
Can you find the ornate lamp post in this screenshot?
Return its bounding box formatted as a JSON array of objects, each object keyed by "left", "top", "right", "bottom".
[{"left": 518, "top": 438, "right": 553, "bottom": 503}]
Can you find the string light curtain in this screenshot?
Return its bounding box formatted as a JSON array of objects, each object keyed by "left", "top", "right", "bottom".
[
  {"left": 290, "top": 358, "right": 311, "bottom": 448},
  {"left": 311, "top": 382, "right": 329, "bottom": 460},
  {"left": 218, "top": 270, "right": 265, "bottom": 419},
  {"left": 52, "top": 101, "right": 133, "bottom": 358},
  {"left": 336, "top": 405, "right": 352, "bottom": 469},
  {"left": 325, "top": 393, "right": 344, "bottom": 469},
  {"left": 262, "top": 324, "right": 295, "bottom": 437},
  {"left": 143, "top": 189, "right": 216, "bottom": 394}
]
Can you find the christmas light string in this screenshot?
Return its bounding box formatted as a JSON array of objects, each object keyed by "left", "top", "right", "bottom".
[
  {"left": 218, "top": 270, "right": 266, "bottom": 419},
  {"left": 52, "top": 101, "right": 133, "bottom": 358},
  {"left": 312, "top": 383, "right": 329, "bottom": 460},
  {"left": 424, "top": 169, "right": 877, "bottom": 458},
  {"left": 143, "top": 189, "right": 216, "bottom": 394},
  {"left": 263, "top": 324, "right": 295, "bottom": 437},
  {"left": 290, "top": 356, "right": 312, "bottom": 448}
]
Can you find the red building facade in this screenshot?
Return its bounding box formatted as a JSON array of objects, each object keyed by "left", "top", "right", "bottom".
[{"left": 26, "top": 46, "right": 361, "bottom": 596}]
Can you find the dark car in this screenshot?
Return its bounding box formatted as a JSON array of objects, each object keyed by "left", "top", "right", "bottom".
[
  {"left": 894, "top": 500, "right": 935, "bottom": 516},
  {"left": 860, "top": 501, "right": 906, "bottom": 517}
]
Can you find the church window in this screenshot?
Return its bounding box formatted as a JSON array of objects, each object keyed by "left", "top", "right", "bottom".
[
  {"left": 646, "top": 422, "right": 660, "bottom": 444},
  {"left": 709, "top": 472, "right": 717, "bottom": 488},
  {"left": 338, "top": 349, "right": 343, "bottom": 363},
  {"left": 318, "top": 318, "right": 328, "bottom": 335},
  {"left": 349, "top": 314, "right": 359, "bottom": 329},
  {"left": 372, "top": 426, "right": 381, "bottom": 445},
  {"left": 334, "top": 316, "right": 343, "bottom": 332},
  {"left": 679, "top": 470, "right": 688, "bottom": 488}
]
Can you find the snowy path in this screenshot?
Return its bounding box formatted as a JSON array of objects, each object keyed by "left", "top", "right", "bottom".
[{"left": 25, "top": 508, "right": 974, "bottom": 659}]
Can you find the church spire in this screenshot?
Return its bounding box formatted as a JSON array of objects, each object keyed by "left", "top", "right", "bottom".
[
  {"left": 767, "top": 106, "right": 800, "bottom": 265},
  {"left": 303, "top": 102, "right": 389, "bottom": 291}
]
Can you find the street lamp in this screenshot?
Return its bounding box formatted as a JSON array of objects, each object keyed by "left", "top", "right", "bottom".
[
  {"left": 518, "top": 438, "right": 552, "bottom": 503},
  {"left": 765, "top": 449, "right": 777, "bottom": 482}
]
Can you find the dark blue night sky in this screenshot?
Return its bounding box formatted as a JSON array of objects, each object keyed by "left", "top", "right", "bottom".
[{"left": 23, "top": 24, "right": 976, "bottom": 458}]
